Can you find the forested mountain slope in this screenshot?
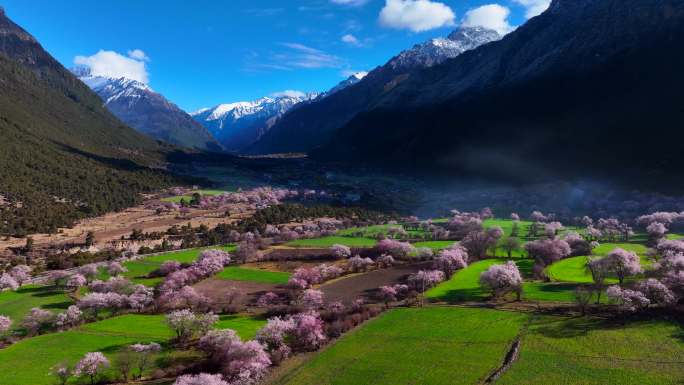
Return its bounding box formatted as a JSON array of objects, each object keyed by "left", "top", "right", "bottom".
[
  {"left": 312, "top": 0, "right": 684, "bottom": 183},
  {"left": 0, "top": 9, "right": 183, "bottom": 235}
]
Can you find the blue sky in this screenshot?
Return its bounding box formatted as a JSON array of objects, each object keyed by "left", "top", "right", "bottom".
[{"left": 1, "top": 0, "right": 548, "bottom": 112}]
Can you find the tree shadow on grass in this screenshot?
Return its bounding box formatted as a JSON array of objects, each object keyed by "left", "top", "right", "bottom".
[
  {"left": 430, "top": 288, "right": 488, "bottom": 304},
  {"left": 42, "top": 301, "right": 73, "bottom": 310},
  {"left": 15, "top": 285, "right": 57, "bottom": 295},
  {"left": 514, "top": 259, "right": 535, "bottom": 278},
  {"left": 532, "top": 316, "right": 608, "bottom": 339}
]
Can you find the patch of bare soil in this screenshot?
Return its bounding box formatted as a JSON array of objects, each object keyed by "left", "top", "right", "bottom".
[
  {"left": 244, "top": 260, "right": 344, "bottom": 273},
  {"left": 0, "top": 200, "right": 254, "bottom": 255},
  {"left": 319, "top": 262, "right": 431, "bottom": 304},
  {"left": 194, "top": 277, "right": 281, "bottom": 307}
]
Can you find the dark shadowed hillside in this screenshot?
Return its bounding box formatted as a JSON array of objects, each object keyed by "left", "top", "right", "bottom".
[
  {"left": 247, "top": 26, "right": 500, "bottom": 155},
  {"left": 311, "top": 0, "right": 684, "bottom": 184},
  {"left": 0, "top": 9, "right": 185, "bottom": 235}
]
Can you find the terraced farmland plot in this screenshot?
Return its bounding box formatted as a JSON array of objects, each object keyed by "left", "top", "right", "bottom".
[
  {"left": 0, "top": 285, "right": 72, "bottom": 329},
  {"left": 0, "top": 313, "right": 264, "bottom": 385},
  {"left": 411, "top": 240, "right": 455, "bottom": 250},
  {"left": 114, "top": 245, "right": 235, "bottom": 286},
  {"left": 286, "top": 236, "right": 377, "bottom": 248},
  {"left": 426, "top": 259, "right": 586, "bottom": 303},
  {"left": 216, "top": 266, "right": 291, "bottom": 284},
  {"left": 497, "top": 316, "right": 684, "bottom": 385},
  {"left": 273, "top": 307, "right": 528, "bottom": 385}
]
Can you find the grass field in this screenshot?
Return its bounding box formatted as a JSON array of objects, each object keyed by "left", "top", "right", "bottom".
[
  {"left": 497, "top": 316, "right": 684, "bottom": 385},
  {"left": 336, "top": 224, "right": 398, "bottom": 237},
  {"left": 273, "top": 307, "right": 529, "bottom": 385},
  {"left": 411, "top": 240, "right": 456, "bottom": 250},
  {"left": 425, "top": 259, "right": 503, "bottom": 302},
  {"left": 0, "top": 313, "right": 264, "bottom": 385},
  {"left": 0, "top": 285, "right": 72, "bottom": 329},
  {"left": 426, "top": 258, "right": 590, "bottom": 303},
  {"left": 161, "top": 189, "right": 230, "bottom": 203},
  {"left": 546, "top": 256, "right": 619, "bottom": 284},
  {"left": 112, "top": 245, "right": 236, "bottom": 286},
  {"left": 547, "top": 241, "right": 653, "bottom": 285},
  {"left": 593, "top": 242, "right": 648, "bottom": 258},
  {"left": 286, "top": 236, "right": 377, "bottom": 248},
  {"left": 216, "top": 267, "right": 291, "bottom": 284}
]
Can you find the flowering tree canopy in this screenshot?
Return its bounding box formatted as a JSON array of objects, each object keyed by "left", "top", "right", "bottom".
[
  {"left": 479, "top": 261, "right": 523, "bottom": 300},
  {"left": 297, "top": 289, "right": 324, "bottom": 310},
  {"left": 0, "top": 315, "right": 11, "bottom": 333},
  {"left": 9, "top": 265, "right": 31, "bottom": 285},
  {"left": 407, "top": 270, "right": 445, "bottom": 291},
  {"left": 601, "top": 248, "right": 642, "bottom": 284},
  {"left": 606, "top": 285, "right": 650, "bottom": 312},
  {"left": 0, "top": 273, "right": 19, "bottom": 291},
  {"left": 330, "top": 244, "right": 351, "bottom": 259},
  {"left": 173, "top": 373, "right": 229, "bottom": 385},
  {"left": 198, "top": 329, "right": 271, "bottom": 384},
  {"left": 74, "top": 352, "right": 110, "bottom": 385},
  {"left": 433, "top": 247, "right": 468, "bottom": 278}
]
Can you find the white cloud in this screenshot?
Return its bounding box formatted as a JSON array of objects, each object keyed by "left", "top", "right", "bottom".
[
  {"left": 462, "top": 4, "right": 513, "bottom": 35},
  {"left": 245, "top": 43, "right": 343, "bottom": 72},
  {"left": 379, "top": 0, "right": 455, "bottom": 32},
  {"left": 341, "top": 34, "right": 361, "bottom": 46},
  {"left": 278, "top": 43, "right": 342, "bottom": 68},
  {"left": 513, "top": 0, "right": 551, "bottom": 19},
  {"left": 127, "top": 49, "right": 149, "bottom": 61},
  {"left": 331, "top": 0, "right": 369, "bottom": 6},
  {"left": 271, "top": 90, "right": 307, "bottom": 98},
  {"left": 74, "top": 50, "right": 149, "bottom": 83}
]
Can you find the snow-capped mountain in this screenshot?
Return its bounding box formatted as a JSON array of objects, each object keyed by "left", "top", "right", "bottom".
[
  {"left": 73, "top": 67, "right": 221, "bottom": 151},
  {"left": 247, "top": 26, "right": 501, "bottom": 154},
  {"left": 388, "top": 26, "right": 501, "bottom": 70},
  {"left": 191, "top": 93, "right": 318, "bottom": 152},
  {"left": 324, "top": 72, "right": 368, "bottom": 97}
]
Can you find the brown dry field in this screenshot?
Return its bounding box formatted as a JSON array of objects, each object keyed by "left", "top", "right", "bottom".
[
  {"left": 0, "top": 199, "right": 254, "bottom": 255},
  {"left": 194, "top": 277, "right": 282, "bottom": 307},
  {"left": 319, "top": 262, "right": 431, "bottom": 304}
]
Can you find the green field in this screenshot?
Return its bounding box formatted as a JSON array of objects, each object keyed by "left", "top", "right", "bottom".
[
  {"left": 411, "top": 240, "right": 456, "bottom": 250},
  {"left": 215, "top": 314, "right": 266, "bottom": 338},
  {"left": 0, "top": 314, "right": 264, "bottom": 385},
  {"left": 426, "top": 258, "right": 587, "bottom": 303},
  {"left": 161, "top": 189, "right": 230, "bottom": 203},
  {"left": 483, "top": 219, "right": 533, "bottom": 238},
  {"left": 593, "top": 242, "right": 648, "bottom": 257},
  {"left": 546, "top": 256, "right": 617, "bottom": 284},
  {"left": 112, "top": 245, "right": 235, "bottom": 286},
  {"left": 666, "top": 233, "right": 683, "bottom": 240},
  {"left": 0, "top": 285, "right": 72, "bottom": 329},
  {"left": 425, "top": 259, "right": 503, "bottom": 302},
  {"left": 336, "top": 224, "right": 398, "bottom": 237},
  {"left": 273, "top": 307, "right": 528, "bottom": 385},
  {"left": 497, "top": 316, "right": 684, "bottom": 385},
  {"left": 286, "top": 236, "right": 377, "bottom": 248},
  {"left": 216, "top": 267, "right": 291, "bottom": 284}
]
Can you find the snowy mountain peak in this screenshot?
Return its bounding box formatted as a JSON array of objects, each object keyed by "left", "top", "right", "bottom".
[
  {"left": 72, "top": 68, "right": 219, "bottom": 151},
  {"left": 322, "top": 72, "right": 369, "bottom": 97},
  {"left": 388, "top": 26, "right": 501, "bottom": 70},
  {"left": 191, "top": 92, "right": 319, "bottom": 152},
  {"left": 193, "top": 93, "right": 319, "bottom": 123}
]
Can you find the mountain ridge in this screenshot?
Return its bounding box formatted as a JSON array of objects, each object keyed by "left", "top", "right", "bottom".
[
  {"left": 311, "top": 0, "right": 684, "bottom": 183},
  {"left": 0, "top": 10, "right": 185, "bottom": 235},
  {"left": 75, "top": 68, "right": 221, "bottom": 151},
  {"left": 246, "top": 26, "right": 501, "bottom": 155}
]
